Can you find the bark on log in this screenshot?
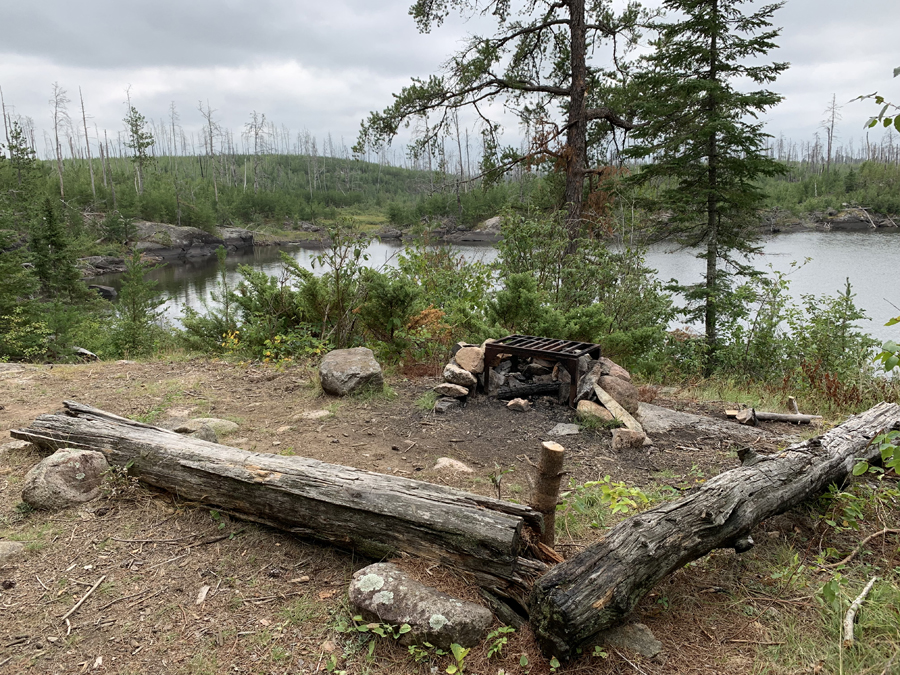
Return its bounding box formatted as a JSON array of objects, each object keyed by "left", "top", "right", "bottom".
[
  {"left": 13, "top": 401, "right": 546, "bottom": 605},
  {"left": 531, "top": 442, "right": 565, "bottom": 547},
  {"left": 529, "top": 402, "right": 900, "bottom": 659},
  {"left": 497, "top": 382, "right": 561, "bottom": 400}
]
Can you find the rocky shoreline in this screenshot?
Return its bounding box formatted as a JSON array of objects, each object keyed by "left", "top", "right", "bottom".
[{"left": 78, "top": 208, "right": 895, "bottom": 279}]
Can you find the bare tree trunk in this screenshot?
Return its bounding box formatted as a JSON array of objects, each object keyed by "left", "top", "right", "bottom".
[
  {"left": 79, "top": 87, "right": 96, "bottom": 202},
  {"left": 50, "top": 82, "right": 69, "bottom": 198},
  {"left": 0, "top": 85, "right": 10, "bottom": 159}
]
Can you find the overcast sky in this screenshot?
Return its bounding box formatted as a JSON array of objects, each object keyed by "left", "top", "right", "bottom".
[{"left": 1, "top": 0, "right": 897, "bottom": 160}]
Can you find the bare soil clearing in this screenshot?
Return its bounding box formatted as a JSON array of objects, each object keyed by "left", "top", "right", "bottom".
[{"left": 0, "top": 358, "right": 848, "bottom": 674}]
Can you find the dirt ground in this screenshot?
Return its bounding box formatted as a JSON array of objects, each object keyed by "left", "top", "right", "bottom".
[{"left": 0, "top": 358, "right": 855, "bottom": 674}]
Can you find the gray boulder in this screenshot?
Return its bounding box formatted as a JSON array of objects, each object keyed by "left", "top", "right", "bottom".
[
  {"left": 181, "top": 418, "right": 238, "bottom": 437},
  {"left": 434, "top": 383, "right": 469, "bottom": 398},
  {"left": 596, "top": 622, "right": 663, "bottom": 659},
  {"left": 443, "top": 363, "right": 477, "bottom": 388},
  {"left": 598, "top": 357, "right": 632, "bottom": 382},
  {"left": 22, "top": 449, "right": 109, "bottom": 511},
  {"left": 349, "top": 563, "right": 493, "bottom": 649},
  {"left": 319, "top": 348, "right": 384, "bottom": 396},
  {"left": 0, "top": 541, "right": 25, "bottom": 564},
  {"left": 598, "top": 375, "right": 640, "bottom": 416},
  {"left": 0, "top": 440, "right": 39, "bottom": 457},
  {"left": 434, "top": 397, "right": 461, "bottom": 413}
]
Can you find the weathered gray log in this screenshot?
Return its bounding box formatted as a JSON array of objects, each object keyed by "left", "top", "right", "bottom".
[
  {"left": 13, "top": 401, "right": 546, "bottom": 604},
  {"left": 497, "top": 382, "right": 560, "bottom": 400},
  {"left": 529, "top": 402, "right": 900, "bottom": 659},
  {"left": 728, "top": 408, "right": 822, "bottom": 425}
]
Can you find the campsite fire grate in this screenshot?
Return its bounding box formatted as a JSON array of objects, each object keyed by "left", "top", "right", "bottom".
[{"left": 483, "top": 335, "right": 602, "bottom": 407}]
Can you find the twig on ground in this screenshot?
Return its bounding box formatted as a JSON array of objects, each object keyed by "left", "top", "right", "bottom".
[
  {"left": 843, "top": 576, "right": 878, "bottom": 648},
  {"left": 614, "top": 648, "right": 650, "bottom": 675},
  {"left": 881, "top": 648, "right": 899, "bottom": 675},
  {"left": 111, "top": 534, "right": 197, "bottom": 544},
  {"left": 823, "top": 529, "right": 900, "bottom": 569},
  {"left": 60, "top": 574, "right": 106, "bottom": 622},
  {"left": 97, "top": 588, "right": 151, "bottom": 612},
  {"left": 35, "top": 575, "right": 50, "bottom": 591},
  {"left": 725, "top": 639, "right": 786, "bottom": 646}
]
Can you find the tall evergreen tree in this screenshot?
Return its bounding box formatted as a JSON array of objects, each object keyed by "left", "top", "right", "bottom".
[
  {"left": 124, "top": 105, "right": 155, "bottom": 196},
  {"left": 626, "top": 0, "right": 788, "bottom": 368},
  {"left": 30, "top": 197, "right": 86, "bottom": 301}
]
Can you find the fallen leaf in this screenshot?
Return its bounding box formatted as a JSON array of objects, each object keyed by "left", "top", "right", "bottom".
[
  {"left": 318, "top": 589, "right": 337, "bottom": 600},
  {"left": 196, "top": 585, "right": 211, "bottom": 605}
]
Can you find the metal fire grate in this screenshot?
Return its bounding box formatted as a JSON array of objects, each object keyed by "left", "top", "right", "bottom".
[{"left": 483, "top": 335, "right": 602, "bottom": 406}]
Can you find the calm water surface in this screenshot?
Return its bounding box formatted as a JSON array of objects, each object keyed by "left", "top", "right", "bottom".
[{"left": 92, "top": 230, "right": 900, "bottom": 343}]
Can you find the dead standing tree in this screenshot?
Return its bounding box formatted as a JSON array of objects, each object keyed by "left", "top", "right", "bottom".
[{"left": 357, "top": 0, "right": 645, "bottom": 248}]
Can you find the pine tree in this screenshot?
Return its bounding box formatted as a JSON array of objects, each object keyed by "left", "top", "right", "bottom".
[
  {"left": 626, "top": 0, "right": 788, "bottom": 368},
  {"left": 123, "top": 105, "right": 155, "bottom": 195},
  {"left": 112, "top": 251, "right": 166, "bottom": 356},
  {"left": 30, "top": 197, "right": 87, "bottom": 301}
]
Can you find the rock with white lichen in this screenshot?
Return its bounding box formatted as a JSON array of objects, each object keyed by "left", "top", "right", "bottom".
[{"left": 348, "top": 563, "right": 493, "bottom": 649}]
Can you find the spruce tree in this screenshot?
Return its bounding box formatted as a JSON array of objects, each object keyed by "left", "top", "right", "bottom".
[{"left": 626, "top": 0, "right": 788, "bottom": 369}]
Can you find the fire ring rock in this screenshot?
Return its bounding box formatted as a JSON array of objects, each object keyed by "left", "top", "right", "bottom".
[
  {"left": 349, "top": 563, "right": 493, "bottom": 649},
  {"left": 22, "top": 449, "right": 110, "bottom": 511},
  {"left": 319, "top": 348, "right": 384, "bottom": 396}
]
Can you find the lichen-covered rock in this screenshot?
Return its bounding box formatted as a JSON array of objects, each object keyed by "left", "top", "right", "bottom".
[
  {"left": 596, "top": 622, "right": 663, "bottom": 659},
  {"left": 22, "top": 449, "right": 109, "bottom": 511},
  {"left": 349, "top": 563, "right": 492, "bottom": 649},
  {"left": 443, "top": 363, "right": 477, "bottom": 388},
  {"left": 319, "top": 347, "right": 384, "bottom": 396},
  {"left": 434, "top": 383, "right": 470, "bottom": 398}
]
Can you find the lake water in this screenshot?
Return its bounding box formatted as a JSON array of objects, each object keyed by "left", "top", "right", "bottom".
[{"left": 92, "top": 230, "right": 900, "bottom": 343}]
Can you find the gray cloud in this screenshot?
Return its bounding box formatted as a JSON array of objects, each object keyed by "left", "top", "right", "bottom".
[{"left": 1, "top": 0, "right": 897, "bottom": 158}]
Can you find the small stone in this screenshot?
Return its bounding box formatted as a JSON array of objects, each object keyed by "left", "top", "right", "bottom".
[
  {"left": 612, "top": 429, "right": 646, "bottom": 450},
  {"left": 443, "top": 363, "right": 477, "bottom": 388},
  {"left": 0, "top": 440, "right": 38, "bottom": 456},
  {"left": 22, "top": 449, "right": 109, "bottom": 511},
  {"left": 434, "top": 397, "right": 461, "bottom": 413},
  {"left": 454, "top": 347, "right": 484, "bottom": 374},
  {"left": 0, "top": 541, "right": 25, "bottom": 563},
  {"left": 596, "top": 622, "right": 662, "bottom": 659},
  {"left": 187, "top": 424, "right": 218, "bottom": 443},
  {"left": 549, "top": 423, "right": 581, "bottom": 437},
  {"left": 434, "top": 383, "right": 470, "bottom": 398},
  {"left": 577, "top": 400, "right": 614, "bottom": 422},
  {"left": 349, "top": 563, "right": 492, "bottom": 649},
  {"left": 433, "top": 458, "right": 473, "bottom": 473},
  {"left": 275, "top": 425, "right": 292, "bottom": 434},
  {"left": 293, "top": 410, "right": 331, "bottom": 421},
  {"left": 507, "top": 398, "right": 531, "bottom": 412},
  {"left": 184, "top": 418, "right": 239, "bottom": 436}
]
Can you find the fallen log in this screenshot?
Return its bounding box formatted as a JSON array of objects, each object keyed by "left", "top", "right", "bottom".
[
  {"left": 727, "top": 408, "right": 822, "bottom": 425},
  {"left": 497, "top": 382, "right": 561, "bottom": 400},
  {"left": 13, "top": 401, "right": 546, "bottom": 606},
  {"left": 529, "top": 402, "right": 900, "bottom": 659}
]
